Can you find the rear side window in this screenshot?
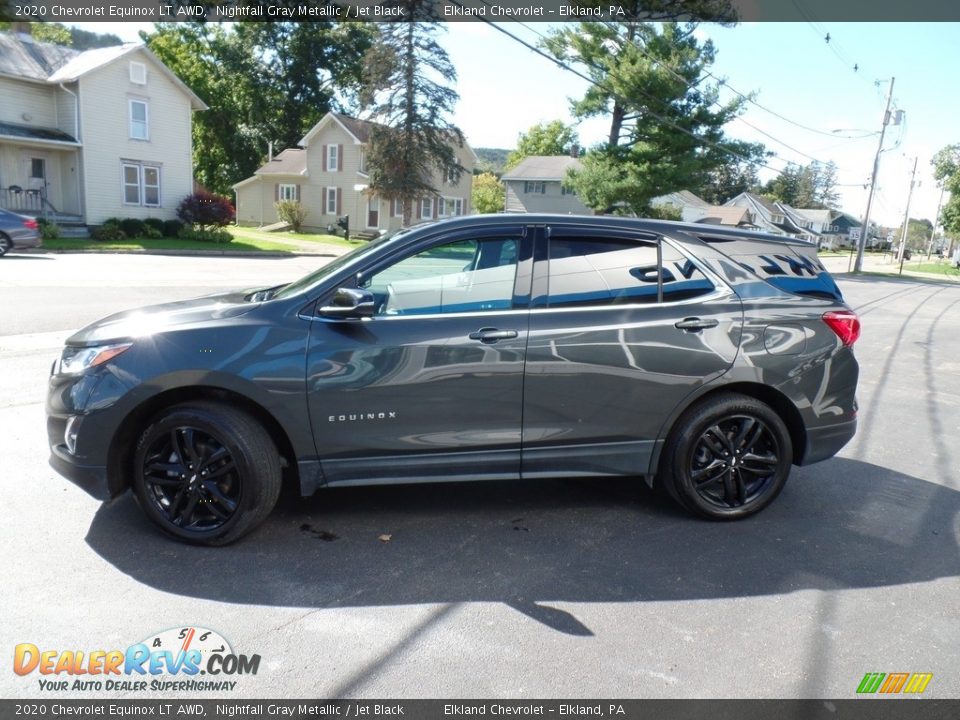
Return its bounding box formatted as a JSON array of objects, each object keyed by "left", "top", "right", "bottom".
[{"left": 546, "top": 236, "right": 714, "bottom": 308}]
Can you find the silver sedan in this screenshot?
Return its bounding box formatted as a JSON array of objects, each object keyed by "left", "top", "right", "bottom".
[{"left": 0, "top": 208, "right": 42, "bottom": 256}]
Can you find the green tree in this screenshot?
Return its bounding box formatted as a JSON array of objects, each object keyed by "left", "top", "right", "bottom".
[
  {"left": 145, "top": 22, "right": 371, "bottom": 196},
  {"left": 472, "top": 172, "right": 505, "bottom": 214},
  {"left": 932, "top": 145, "right": 960, "bottom": 244},
  {"left": 698, "top": 155, "right": 763, "bottom": 204},
  {"left": 897, "top": 218, "right": 933, "bottom": 251},
  {"left": 544, "top": 21, "right": 761, "bottom": 214},
  {"left": 0, "top": 21, "right": 71, "bottom": 45},
  {"left": 505, "top": 120, "right": 579, "bottom": 170},
  {"left": 360, "top": 4, "right": 464, "bottom": 225},
  {"left": 763, "top": 161, "right": 839, "bottom": 209}
]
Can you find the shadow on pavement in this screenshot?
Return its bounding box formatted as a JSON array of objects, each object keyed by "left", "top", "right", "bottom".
[{"left": 85, "top": 457, "right": 959, "bottom": 634}]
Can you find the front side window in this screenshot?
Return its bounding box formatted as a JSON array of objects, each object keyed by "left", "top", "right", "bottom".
[
  {"left": 129, "top": 100, "right": 148, "bottom": 140},
  {"left": 546, "top": 236, "right": 713, "bottom": 308},
  {"left": 363, "top": 237, "right": 520, "bottom": 316}
]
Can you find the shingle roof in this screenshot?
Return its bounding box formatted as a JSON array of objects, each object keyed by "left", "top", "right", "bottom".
[
  {"left": 682, "top": 205, "right": 753, "bottom": 226},
  {"left": 0, "top": 32, "right": 79, "bottom": 81},
  {"left": 501, "top": 156, "right": 582, "bottom": 181},
  {"left": 652, "top": 190, "right": 709, "bottom": 208},
  {"left": 0, "top": 120, "right": 78, "bottom": 144},
  {"left": 331, "top": 112, "right": 374, "bottom": 144},
  {"left": 253, "top": 148, "right": 307, "bottom": 176}
]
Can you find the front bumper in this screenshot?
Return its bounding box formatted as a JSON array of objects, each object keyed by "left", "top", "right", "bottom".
[{"left": 48, "top": 442, "right": 111, "bottom": 501}]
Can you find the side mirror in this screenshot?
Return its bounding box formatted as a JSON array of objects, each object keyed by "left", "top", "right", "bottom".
[{"left": 319, "top": 287, "right": 375, "bottom": 319}]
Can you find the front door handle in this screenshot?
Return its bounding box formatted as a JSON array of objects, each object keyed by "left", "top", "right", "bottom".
[
  {"left": 469, "top": 328, "right": 519, "bottom": 344},
  {"left": 675, "top": 317, "right": 719, "bottom": 332}
]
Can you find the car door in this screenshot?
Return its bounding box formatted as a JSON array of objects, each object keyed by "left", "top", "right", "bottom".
[
  {"left": 306, "top": 224, "right": 532, "bottom": 484},
  {"left": 521, "top": 224, "right": 742, "bottom": 478}
]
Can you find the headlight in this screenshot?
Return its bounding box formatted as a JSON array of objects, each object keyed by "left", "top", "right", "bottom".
[{"left": 58, "top": 342, "right": 133, "bottom": 375}]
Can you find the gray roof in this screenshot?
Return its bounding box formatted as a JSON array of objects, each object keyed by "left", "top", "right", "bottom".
[
  {"left": 651, "top": 190, "right": 709, "bottom": 208},
  {"left": 254, "top": 148, "right": 307, "bottom": 176},
  {"left": 793, "top": 208, "right": 835, "bottom": 225},
  {"left": 0, "top": 120, "right": 77, "bottom": 144},
  {"left": 331, "top": 112, "right": 374, "bottom": 144},
  {"left": 502, "top": 156, "right": 582, "bottom": 181},
  {"left": 0, "top": 32, "right": 79, "bottom": 81}
]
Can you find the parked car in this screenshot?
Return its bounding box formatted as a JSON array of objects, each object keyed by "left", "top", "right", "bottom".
[
  {"left": 47, "top": 215, "right": 860, "bottom": 544},
  {"left": 0, "top": 208, "right": 41, "bottom": 255}
]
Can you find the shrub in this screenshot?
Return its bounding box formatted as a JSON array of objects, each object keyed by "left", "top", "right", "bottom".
[
  {"left": 118, "top": 218, "right": 146, "bottom": 238},
  {"left": 176, "top": 191, "right": 235, "bottom": 229},
  {"left": 274, "top": 200, "right": 308, "bottom": 232},
  {"left": 37, "top": 218, "right": 61, "bottom": 240},
  {"left": 142, "top": 225, "right": 163, "bottom": 239},
  {"left": 162, "top": 219, "right": 183, "bottom": 238},
  {"left": 178, "top": 226, "right": 232, "bottom": 244},
  {"left": 90, "top": 222, "right": 126, "bottom": 242},
  {"left": 144, "top": 218, "right": 165, "bottom": 235}
]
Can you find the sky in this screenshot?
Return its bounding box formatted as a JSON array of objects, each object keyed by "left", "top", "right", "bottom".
[{"left": 65, "top": 20, "right": 959, "bottom": 229}]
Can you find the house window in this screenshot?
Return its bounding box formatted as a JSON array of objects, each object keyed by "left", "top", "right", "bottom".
[
  {"left": 420, "top": 197, "right": 433, "bottom": 220},
  {"left": 561, "top": 185, "right": 576, "bottom": 196},
  {"left": 444, "top": 166, "right": 459, "bottom": 184},
  {"left": 129, "top": 61, "right": 146, "bottom": 85},
  {"left": 122, "top": 162, "right": 161, "bottom": 207},
  {"left": 359, "top": 149, "right": 367, "bottom": 174},
  {"left": 439, "top": 197, "right": 463, "bottom": 217},
  {"left": 524, "top": 181, "right": 545, "bottom": 194},
  {"left": 392, "top": 198, "right": 404, "bottom": 218},
  {"left": 30, "top": 158, "right": 46, "bottom": 181},
  {"left": 278, "top": 184, "right": 297, "bottom": 201},
  {"left": 326, "top": 187, "right": 338, "bottom": 215},
  {"left": 771, "top": 213, "right": 785, "bottom": 224},
  {"left": 327, "top": 145, "right": 339, "bottom": 172},
  {"left": 129, "top": 100, "right": 148, "bottom": 140}
]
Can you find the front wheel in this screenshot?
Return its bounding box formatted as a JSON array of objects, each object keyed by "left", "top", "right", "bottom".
[
  {"left": 0, "top": 234, "right": 11, "bottom": 257},
  {"left": 132, "top": 402, "right": 282, "bottom": 545},
  {"left": 660, "top": 393, "right": 793, "bottom": 520}
]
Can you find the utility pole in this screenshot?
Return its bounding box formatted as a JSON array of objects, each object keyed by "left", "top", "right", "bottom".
[
  {"left": 926, "top": 183, "right": 945, "bottom": 260},
  {"left": 898, "top": 155, "right": 919, "bottom": 276},
  {"left": 854, "top": 77, "right": 895, "bottom": 273}
]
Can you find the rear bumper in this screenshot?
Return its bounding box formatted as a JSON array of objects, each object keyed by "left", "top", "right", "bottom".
[{"left": 800, "top": 416, "right": 857, "bottom": 465}]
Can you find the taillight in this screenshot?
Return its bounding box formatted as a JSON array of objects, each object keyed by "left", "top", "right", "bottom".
[
  {"left": 823, "top": 310, "right": 860, "bottom": 346},
  {"left": 23, "top": 218, "right": 39, "bottom": 231}
]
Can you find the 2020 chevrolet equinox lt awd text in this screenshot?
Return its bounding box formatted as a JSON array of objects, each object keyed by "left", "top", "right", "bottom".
[{"left": 48, "top": 215, "right": 859, "bottom": 544}]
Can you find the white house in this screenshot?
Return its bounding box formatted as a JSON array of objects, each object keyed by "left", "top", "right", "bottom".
[
  {"left": 0, "top": 32, "right": 206, "bottom": 227},
  {"left": 501, "top": 156, "right": 591, "bottom": 215},
  {"left": 233, "top": 112, "right": 476, "bottom": 234}
]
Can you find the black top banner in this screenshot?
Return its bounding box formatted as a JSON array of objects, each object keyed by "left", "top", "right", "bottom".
[{"left": 1, "top": 0, "right": 958, "bottom": 22}]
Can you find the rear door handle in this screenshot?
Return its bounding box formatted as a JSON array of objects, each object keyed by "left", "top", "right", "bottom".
[
  {"left": 469, "top": 328, "right": 519, "bottom": 344},
  {"left": 674, "top": 317, "right": 719, "bottom": 331}
]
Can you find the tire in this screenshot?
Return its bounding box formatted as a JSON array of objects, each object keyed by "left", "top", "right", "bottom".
[
  {"left": 132, "top": 401, "right": 282, "bottom": 545},
  {"left": 0, "top": 234, "right": 11, "bottom": 257},
  {"left": 659, "top": 393, "right": 792, "bottom": 520}
]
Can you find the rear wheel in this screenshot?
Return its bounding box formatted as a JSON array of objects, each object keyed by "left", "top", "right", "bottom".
[
  {"left": 132, "top": 402, "right": 281, "bottom": 545},
  {"left": 0, "top": 234, "right": 11, "bottom": 257},
  {"left": 660, "top": 393, "right": 792, "bottom": 520}
]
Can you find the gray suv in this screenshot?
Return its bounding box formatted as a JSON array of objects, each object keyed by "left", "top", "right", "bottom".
[{"left": 47, "top": 215, "right": 859, "bottom": 544}]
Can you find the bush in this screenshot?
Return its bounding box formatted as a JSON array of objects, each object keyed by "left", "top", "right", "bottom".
[
  {"left": 37, "top": 218, "right": 61, "bottom": 240},
  {"left": 162, "top": 219, "right": 183, "bottom": 238},
  {"left": 274, "top": 200, "right": 308, "bottom": 232},
  {"left": 90, "top": 222, "right": 126, "bottom": 242},
  {"left": 118, "top": 218, "right": 146, "bottom": 238},
  {"left": 142, "top": 225, "right": 162, "bottom": 239},
  {"left": 176, "top": 191, "right": 235, "bottom": 229},
  {"left": 178, "top": 226, "right": 232, "bottom": 244},
  {"left": 144, "top": 218, "right": 165, "bottom": 235}
]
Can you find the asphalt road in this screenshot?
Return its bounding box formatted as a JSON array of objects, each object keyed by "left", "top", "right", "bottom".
[{"left": 2, "top": 252, "right": 958, "bottom": 700}]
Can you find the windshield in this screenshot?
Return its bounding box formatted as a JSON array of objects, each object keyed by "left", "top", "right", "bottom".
[{"left": 271, "top": 230, "right": 403, "bottom": 300}]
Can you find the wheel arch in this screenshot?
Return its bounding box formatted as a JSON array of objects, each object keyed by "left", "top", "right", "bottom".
[
  {"left": 106, "top": 385, "right": 299, "bottom": 497},
  {"left": 651, "top": 381, "right": 807, "bottom": 478}
]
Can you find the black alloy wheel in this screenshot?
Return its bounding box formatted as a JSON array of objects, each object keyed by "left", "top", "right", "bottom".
[
  {"left": 133, "top": 402, "right": 282, "bottom": 545},
  {"left": 0, "top": 234, "right": 11, "bottom": 256},
  {"left": 662, "top": 393, "right": 792, "bottom": 520}
]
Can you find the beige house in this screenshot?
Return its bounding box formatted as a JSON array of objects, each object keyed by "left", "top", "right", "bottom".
[
  {"left": 0, "top": 32, "right": 206, "bottom": 227},
  {"left": 233, "top": 112, "right": 475, "bottom": 234},
  {"left": 502, "top": 155, "right": 592, "bottom": 215}
]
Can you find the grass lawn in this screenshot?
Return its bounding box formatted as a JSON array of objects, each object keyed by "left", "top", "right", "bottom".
[
  {"left": 42, "top": 236, "right": 297, "bottom": 253},
  {"left": 228, "top": 226, "right": 362, "bottom": 249},
  {"left": 910, "top": 262, "right": 960, "bottom": 277}
]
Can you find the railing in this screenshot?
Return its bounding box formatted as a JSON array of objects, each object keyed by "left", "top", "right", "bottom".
[{"left": 1, "top": 186, "right": 58, "bottom": 217}]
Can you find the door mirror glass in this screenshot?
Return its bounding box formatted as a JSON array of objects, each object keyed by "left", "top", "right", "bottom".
[{"left": 319, "top": 287, "right": 376, "bottom": 319}]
